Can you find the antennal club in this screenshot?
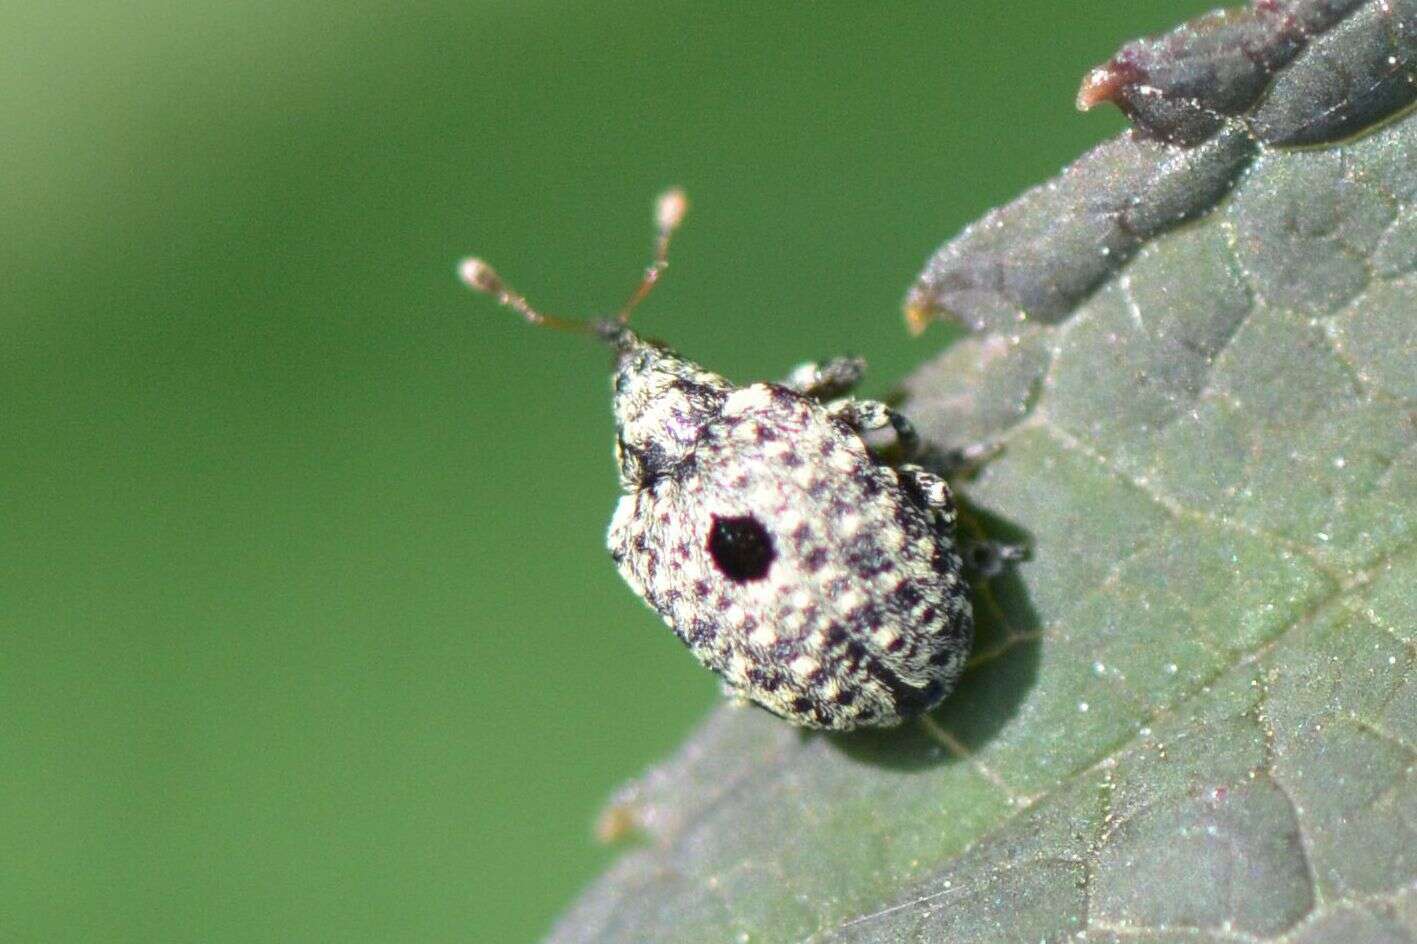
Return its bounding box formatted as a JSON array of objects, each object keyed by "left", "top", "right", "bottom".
[
  {"left": 617, "top": 187, "right": 689, "bottom": 325},
  {"left": 458, "top": 186, "right": 689, "bottom": 335},
  {"left": 456, "top": 257, "right": 591, "bottom": 335}
]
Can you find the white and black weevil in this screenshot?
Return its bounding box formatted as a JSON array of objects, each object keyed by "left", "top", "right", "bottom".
[{"left": 459, "top": 190, "right": 979, "bottom": 730}]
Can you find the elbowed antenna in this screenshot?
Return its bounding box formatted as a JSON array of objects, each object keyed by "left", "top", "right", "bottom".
[
  {"left": 456, "top": 256, "right": 592, "bottom": 334},
  {"left": 457, "top": 187, "right": 689, "bottom": 336},
  {"left": 617, "top": 187, "right": 688, "bottom": 324}
]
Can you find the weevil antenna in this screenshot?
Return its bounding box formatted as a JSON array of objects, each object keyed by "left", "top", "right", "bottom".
[
  {"left": 616, "top": 187, "right": 688, "bottom": 325},
  {"left": 456, "top": 257, "right": 594, "bottom": 335}
]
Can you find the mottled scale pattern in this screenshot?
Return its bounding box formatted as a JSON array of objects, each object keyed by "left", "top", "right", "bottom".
[{"left": 605, "top": 335, "right": 971, "bottom": 730}]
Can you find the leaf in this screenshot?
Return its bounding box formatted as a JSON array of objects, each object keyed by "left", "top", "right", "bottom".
[{"left": 548, "top": 2, "right": 1417, "bottom": 941}]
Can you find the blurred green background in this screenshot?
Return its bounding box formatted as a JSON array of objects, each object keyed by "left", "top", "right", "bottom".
[{"left": 3, "top": 2, "right": 1213, "bottom": 941}]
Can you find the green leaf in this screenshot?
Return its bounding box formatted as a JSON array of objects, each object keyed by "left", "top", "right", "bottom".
[{"left": 549, "top": 2, "right": 1417, "bottom": 941}]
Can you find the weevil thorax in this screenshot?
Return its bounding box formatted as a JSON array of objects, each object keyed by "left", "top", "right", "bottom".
[{"left": 601, "top": 322, "right": 733, "bottom": 489}]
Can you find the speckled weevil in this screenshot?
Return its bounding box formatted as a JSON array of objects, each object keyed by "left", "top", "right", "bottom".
[{"left": 459, "top": 190, "right": 991, "bottom": 730}]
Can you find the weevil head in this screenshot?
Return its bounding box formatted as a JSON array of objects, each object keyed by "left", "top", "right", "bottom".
[
  {"left": 604, "top": 326, "right": 731, "bottom": 487},
  {"left": 460, "top": 188, "right": 725, "bottom": 488}
]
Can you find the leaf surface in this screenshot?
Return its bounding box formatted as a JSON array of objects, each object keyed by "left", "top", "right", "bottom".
[{"left": 550, "top": 2, "right": 1417, "bottom": 940}]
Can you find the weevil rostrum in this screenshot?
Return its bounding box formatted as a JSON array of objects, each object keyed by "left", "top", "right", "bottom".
[{"left": 459, "top": 190, "right": 978, "bottom": 731}]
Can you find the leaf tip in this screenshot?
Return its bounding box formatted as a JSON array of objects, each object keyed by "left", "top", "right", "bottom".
[
  {"left": 904, "top": 289, "right": 935, "bottom": 337},
  {"left": 595, "top": 799, "right": 646, "bottom": 845},
  {"left": 1076, "top": 63, "right": 1128, "bottom": 112}
]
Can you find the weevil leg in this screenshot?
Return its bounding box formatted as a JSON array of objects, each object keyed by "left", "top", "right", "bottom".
[
  {"left": 921, "top": 439, "right": 1004, "bottom": 478},
  {"left": 962, "top": 539, "right": 1029, "bottom": 578},
  {"left": 900, "top": 462, "right": 1028, "bottom": 575},
  {"left": 897, "top": 463, "right": 958, "bottom": 532},
  {"left": 780, "top": 356, "right": 866, "bottom": 400},
  {"left": 828, "top": 398, "right": 921, "bottom": 458}
]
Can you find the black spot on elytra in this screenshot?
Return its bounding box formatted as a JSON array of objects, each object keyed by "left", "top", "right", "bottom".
[
  {"left": 707, "top": 515, "right": 775, "bottom": 583},
  {"left": 845, "top": 603, "right": 882, "bottom": 633},
  {"left": 770, "top": 638, "right": 799, "bottom": 662},
  {"left": 686, "top": 620, "right": 716, "bottom": 645},
  {"left": 846, "top": 539, "right": 895, "bottom": 578},
  {"left": 864, "top": 660, "right": 932, "bottom": 717},
  {"left": 842, "top": 639, "right": 868, "bottom": 669},
  {"left": 929, "top": 646, "right": 959, "bottom": 666},
  {"left": 747, "top": 666, "right": 781, "bottom": 692},
  {"left": 891, "top": 581, "right": 924, "bottom": 611}
]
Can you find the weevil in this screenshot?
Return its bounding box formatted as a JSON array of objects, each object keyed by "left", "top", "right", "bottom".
[{"left": 459, "top": 190, "right": 983, "bottom": 730}]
